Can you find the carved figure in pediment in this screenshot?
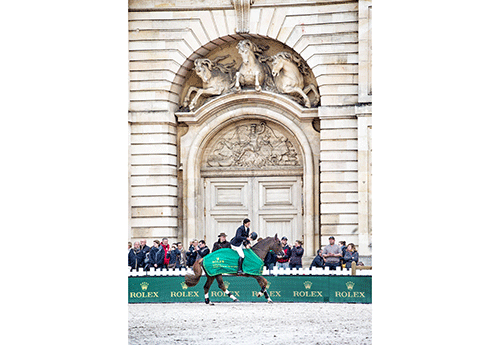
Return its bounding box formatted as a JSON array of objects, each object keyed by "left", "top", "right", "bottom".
[
  {"left": 182, "top": 55, "right": 236, "bottom": 111},
  {"left": 270, "top": 52, "right": 320, "bottom": 108},
  {"left": 234, "top": 39, "right": 274, "bottom": 92},
  {"left": 206, "top": 122, "right": 300, "bottom": 168}
]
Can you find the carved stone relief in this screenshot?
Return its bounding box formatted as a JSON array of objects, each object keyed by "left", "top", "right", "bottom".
[
  {"left": 203, "top": 121, "right": 302, "bottom": 170},
  {"left": 179, "top": 39, "right": 320, "bottom": 111}
]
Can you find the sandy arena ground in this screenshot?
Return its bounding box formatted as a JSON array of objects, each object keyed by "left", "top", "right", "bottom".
[{"left": 129, "top": 303, "right": 371, "bottom": 345}]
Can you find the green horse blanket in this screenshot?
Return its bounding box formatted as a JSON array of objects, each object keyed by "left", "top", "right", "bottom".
[{"left": 202, "top": 248, "right": 264, "bottom": 276}]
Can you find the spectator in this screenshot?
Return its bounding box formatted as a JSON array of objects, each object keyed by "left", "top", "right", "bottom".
[
  {"left": 128, "top": 241, "right": 145, "bottom": 271},
  {"left": 139, "top": 239, "right": 150, "bottom": 266},
  {"left": 339, "top": 241, "right": 347, "bottom": 256},
  {"left": 276, "top": 236, "right": 291, "bottom": 268},
  {"left": 186, "top": 239, "right": 198, "bottom": 267},
  {"left": 128, "top": 242, "right": 132, "bottom": 251},
  {"left": 264, "top": 249, "right": 277, "bottom": 271},
  {"left": 168, "top": 243, "right": 181, "bottom": 269},
  {"left": 140, "top": 239, "right": 150, "bottom": 254},
  {"left": 177, "top": 242, "right": 187, "bottom": 268},
  {"left": 196, "top": 240, "right": 210, "bottom": 260},
  {"left": 339, "top": 240, "right": 347, "bottom": 267},
  {"left": 146, "top": 240, "right": 162, "bottom": 271},
  {"left": 310, "top": 249, "right": 325, "bottom": 269},
  {"left": 343, "top": 243, "right": 359, "bottom": 269},
  {"left": 322, "top": 236, "right": 342, "bottom": 270},
  {"left": 212, "top": 232, "right": 231, "bottom": 252},
  {"left": 156, "top": 240, "right": 166, "bottom": 269},
  {"left": 289, "top": 240, "right": 304, "bottom": 269},
  {"left": 160, "top": 237, "right": 170, "bottom": 269}
]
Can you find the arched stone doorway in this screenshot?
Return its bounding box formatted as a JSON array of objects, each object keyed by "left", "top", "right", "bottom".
[
  {"left": 177, "top": 92, "right": 318, "bottom": 258},
  {"left": 202, "top": 120, "right": 303, "bottom": 246}
]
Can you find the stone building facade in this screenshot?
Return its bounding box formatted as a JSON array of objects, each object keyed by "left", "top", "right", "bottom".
[{"left": 128, "top": 0, "right": 372, "bottom": 264}]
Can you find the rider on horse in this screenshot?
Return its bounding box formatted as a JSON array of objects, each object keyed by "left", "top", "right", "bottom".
[{"left": 230, "top": 218, "right": 254, "bottom": 274}]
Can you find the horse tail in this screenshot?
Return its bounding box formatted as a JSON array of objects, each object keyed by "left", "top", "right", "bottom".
[{"left": 184, "top": 259, "right": 204, "bottom": 287}]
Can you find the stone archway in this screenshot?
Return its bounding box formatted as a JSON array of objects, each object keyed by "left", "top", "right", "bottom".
[
  {"left": 202, "top": 119, "right": 304, "bottom": 248},
  {"left": 178, "top": 92, "right": 317, "bottom": 258}
]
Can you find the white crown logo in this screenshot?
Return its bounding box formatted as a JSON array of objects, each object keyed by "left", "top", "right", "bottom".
[{"left": 346, "top": 281, "right": 355, "bottom": 290}]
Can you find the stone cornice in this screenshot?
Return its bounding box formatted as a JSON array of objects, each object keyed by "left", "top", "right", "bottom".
[{"left": 175, "top": 91, "right": 318, "bottom": 125}]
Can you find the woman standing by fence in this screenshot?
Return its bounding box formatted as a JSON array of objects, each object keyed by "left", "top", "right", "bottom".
[{"left": 343, "top": 243, "right": 359, "bottom": 269}]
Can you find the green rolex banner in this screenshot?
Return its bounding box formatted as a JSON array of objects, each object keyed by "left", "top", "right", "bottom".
[
  {"left": 129, "top": 276, "right": 372, "bottom": 303},
  {"left": 202, "top": 248, "right": 264, "bottom": 276}
]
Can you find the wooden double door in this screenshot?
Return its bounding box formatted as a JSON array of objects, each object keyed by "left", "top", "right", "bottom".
[{"left": 204, "top": 176, "right": 303, "bottom": 246}]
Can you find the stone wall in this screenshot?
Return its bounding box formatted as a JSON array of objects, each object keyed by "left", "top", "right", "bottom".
[{"left": 128, "top": 0, "right": 372, "bottom": 260}]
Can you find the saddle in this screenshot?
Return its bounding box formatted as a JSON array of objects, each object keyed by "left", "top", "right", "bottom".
[{"left": 202, "top": 248, "right": 264, "bottom": 276}]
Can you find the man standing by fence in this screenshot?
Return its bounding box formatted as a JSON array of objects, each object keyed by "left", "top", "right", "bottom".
[{"left": 323, "top": 236, "right": 342, "bottom": 270}]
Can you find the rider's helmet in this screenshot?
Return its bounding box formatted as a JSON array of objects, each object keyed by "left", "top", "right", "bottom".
[{"left": 250, "top": 232, "right": 258, "bottom": 241}]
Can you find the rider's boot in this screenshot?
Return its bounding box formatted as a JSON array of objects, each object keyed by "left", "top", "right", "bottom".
[{"left": 237, "top": 257, "right": 244, "bottom": 274}]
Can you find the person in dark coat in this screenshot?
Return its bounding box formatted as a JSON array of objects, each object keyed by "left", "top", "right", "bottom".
[
  {"left": 139, "top": 239, "right": 151, "bottom": 269},
  {"left": 195, "top": 240, "right": 210, "bottom": 260},
  {"left": 186, "top": 240, "right": 198, "bottom": 268},
  {"left": 230, "top": 218, "right": 252, "bottom": 274},
  {"left": 168, "top": 244, "right": 182, "bottom": 269},
  {"left": 339, "top": 241, "right": 347, "bottom": 267},
  {"left": 177, "top": 242, "right": 187, "bottom": 268},
  {"left": 343, "top": 243, "right": 359, "bottom": 269},
  {"left": 128, "top": 241, "right": 145, "bottom": 271},
  {"left": 212, "top": 233, "right": 231, "bottom": 252},
  {"left": 309, "top": 249, "right": 325, "bottom": 269},
  {"left": 145, "top": 240, "right": 162, "bottom": 270},
  {"left": 289, "top": 240, "right": 304, "bottom": 269},
  {"left": 140, "top": 239, "right": 150, "bottom": 255},
  {"left": 264, "top": 249, "right": 277, "bottom": 271}
]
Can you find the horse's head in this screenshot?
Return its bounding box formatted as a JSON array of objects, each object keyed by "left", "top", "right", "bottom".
[
  {"left": 193, "top": 58, "right": 213, "bottom": 83},
  {"left": 270, "top": 233, "right": 284, "bottom": 257},
  {"left": 270, "top": 52, "right": 290, "bottom": 77},
  {"left": 236, "top": 40, "right": 253, "bottom": 64}
]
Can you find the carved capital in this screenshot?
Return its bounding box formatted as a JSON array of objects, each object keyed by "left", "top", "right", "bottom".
[{"left": 231, "top": 0, "right": 254, "bottom": 34}]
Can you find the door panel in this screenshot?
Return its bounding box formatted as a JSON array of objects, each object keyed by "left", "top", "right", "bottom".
[{"left": 205, "top": 176, "right": 302, "bottom": 246}]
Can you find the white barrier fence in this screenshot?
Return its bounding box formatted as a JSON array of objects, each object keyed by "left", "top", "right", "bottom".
[{"left": 128, "top": 266, "right": 372, "bottom": 277}]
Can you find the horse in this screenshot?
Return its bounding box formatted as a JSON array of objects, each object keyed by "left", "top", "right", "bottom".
[
  {"left": 270, "top": 52, "right": 320, "bottom": 108},
  {"left": 234, "top": 39, "right": 272, "bottom": 92},
  {"left": 184, "top": 234, "right": 284, "bottom": 304},
  {"left": 182, "top": 55, "right": 236, "bottom": 111}
]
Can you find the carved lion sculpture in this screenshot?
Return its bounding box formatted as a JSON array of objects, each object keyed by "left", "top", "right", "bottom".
[{"left": 183, "top": 55, "right": 236, "bottom": 111}]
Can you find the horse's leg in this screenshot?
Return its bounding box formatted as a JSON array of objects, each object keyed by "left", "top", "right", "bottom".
[
  {"left": 235, "top": 71, "right": 242, "bottom": 91},
  {"left": 254, "top": 70, "right": 262, "bottom": 92},
  {"left": 303, "top": 84, "right": 320, "bottom": 106},
  {"left": 203, "top": 276, "right": 215, "bottom": 305},
  {"left": 189, "top": 86, "right": 222, "bottom": 111},
  {"left": 284, "top": 85, "right": 311, "bottom": 108},
  {"left": 215, "top": 275, "right": 239, "bottom": 302},
  {"left": 183, "top": 86, "right": 199, "bottom": 107},
  {"left": 254, "top": 275, "right": 273, "bottom": 303}
]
